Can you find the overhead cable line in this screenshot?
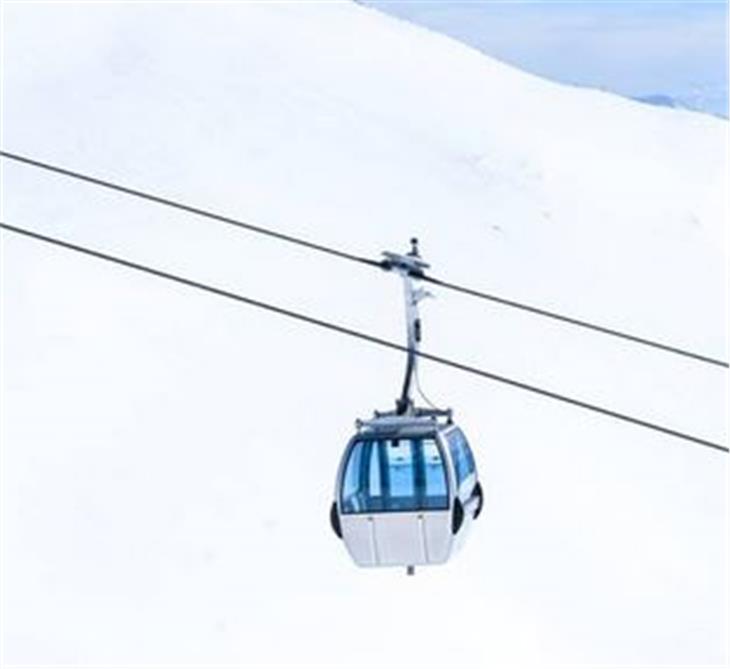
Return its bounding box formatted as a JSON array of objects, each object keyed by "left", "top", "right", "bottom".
[
  {"left": 1, "top": 149, "right": 726, "bottom": 369},
  {"left": 421, "top": 275, "right": 728, "bottom": 368},
  {"left": 0, "top": 150, "right": 381, "bottom": 270},
  {"left": 1, "top": 221, "right": 726, "bottom": 454}
]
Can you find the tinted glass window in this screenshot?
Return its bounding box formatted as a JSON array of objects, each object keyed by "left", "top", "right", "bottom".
[
  {"left": 422, "top": 439, "right": 448, "bottom": 509},
  {"left": 446, "top": 428, "right": 476, "bottom": 487},
  {"left": 368, "top": 443, "right": 381, "bottom": 497},
  {"left": 385, "top": 439, "right": 414, "bottom": 505},
  {"left": 340, "top": 436, "right": 449, "bottom": 514},
  {"left": 341, "top": 440, "right": 366, "bottom": 513}
]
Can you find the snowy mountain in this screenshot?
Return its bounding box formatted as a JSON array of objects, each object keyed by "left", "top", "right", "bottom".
[
  {"left": 1, "top": 2, "right": 726, "bottom": 667},
  {"left": 363, "top": 0, "right": 730, "bottom": 120}
]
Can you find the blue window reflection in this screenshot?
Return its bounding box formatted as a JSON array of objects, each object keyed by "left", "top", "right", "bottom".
[
  {"left": 340, "top": 436, "right": 449, "bottom": 514},
  {"left": 386, "top": 439, "right": 414, "bottom": 505},
  {"left": 446, "top": 428, "right": 476, "bottom": 487},
  {"left": 423, "top": 439, "right": 447, "bottom": 507}
]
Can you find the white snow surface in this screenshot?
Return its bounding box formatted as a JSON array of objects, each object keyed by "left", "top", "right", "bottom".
[{"left": 1, "top": 2, "right": 727, "bottom": 667}]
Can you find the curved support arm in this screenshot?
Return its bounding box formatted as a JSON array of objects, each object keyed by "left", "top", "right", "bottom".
[
  {"left": 388, "top": 239, "right": 432, "bottom": 415},
  {"left": 396, "top": 275, "right": 423, "bottom": 414}
]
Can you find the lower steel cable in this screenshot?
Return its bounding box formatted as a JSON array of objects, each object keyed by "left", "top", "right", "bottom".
[{"left": 1, "top": 221, "right": 726, "bottom": 453}]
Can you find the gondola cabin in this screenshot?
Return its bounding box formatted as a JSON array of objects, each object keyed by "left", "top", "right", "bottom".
[{"left": 330, "top": 410, "right": 482, "bottom": 569}]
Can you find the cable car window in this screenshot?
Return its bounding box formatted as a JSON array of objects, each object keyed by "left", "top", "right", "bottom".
[
  {"left": 341, "top": 440, "right": 384, "bottom": 513},
  {"left": 368, "top": 442, "right": 382, "bottom": 498},
  {"left": 340, "top": 436, "right": 449, "bottom": 514},
  {"left": 446, "top": 428, "right": 476, "bottom": 486},
  {"left": 385, "top": 439, "right": 415, "bottom": 509},
  {"left": 341, "top": 440, "right": 366, "bottom": 513},
  {"left": 422, "top": 438, "right": 448, "bottom": 509}
]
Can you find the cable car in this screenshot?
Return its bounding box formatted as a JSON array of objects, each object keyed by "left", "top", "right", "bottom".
[{"left": 329, "top": 240, "right": 483, "bottom": 573}]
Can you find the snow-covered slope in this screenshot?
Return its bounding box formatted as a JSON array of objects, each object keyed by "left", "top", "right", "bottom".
[{"left": 1, "top": 2, "right": 726, "bottom": 666}]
